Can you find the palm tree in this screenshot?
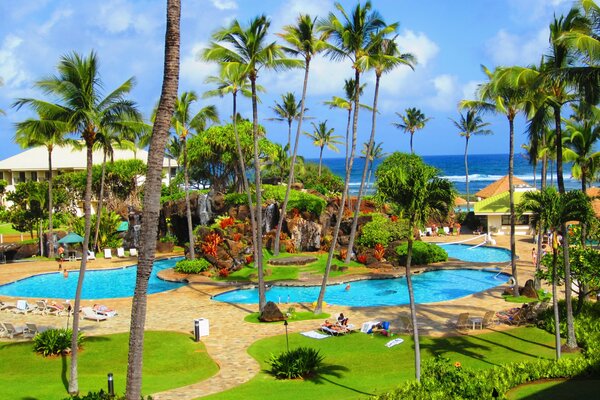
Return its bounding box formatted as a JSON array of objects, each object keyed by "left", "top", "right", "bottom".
[
  {"left": 304, "top": 120, "right": 342, "bottom": 176},
  {"left": 13, "top": 114, "right": 74, "bottom": 258},
  {"left": 563, "top": 110, "right": 600, "bottom": 192},
  {"left": 125, "top": 1, "right": 180, "bottom": 398},
  {"left": 392, "top": 107, "right": 430, "bottom": 153},
  {"left": 360, "top": 141, "right": 386, "bottom": 190},
  {"left": 450, "top": 109, "right": 492, "bottom": 212},
  {"left": 345, "top": 35, "right": 415, "bottom": 263},
  {"left": 324, "top": 78, "right": 371, "bottom": 210},
  {"left": 518, "top": 187, "right": 593, "bottom": 360},
  {"left": 376, "top": 152, "right": 454, "bottom": 381},
  {"left": 315, "top": 0, "right": 391, "bottom": 314},
  {"left": 14, "top": 51, "right": 141, "bottom": 395},
  {"left": 203, "top": 15, "right": 300, "bottom": 312},
  {"left": 460, "top": 65, "right": 527, "bottom": 297},
  {"left": 272, "top": 14, "right": 327, "bottom": 256},
  {"left": 169, "top": 92, "right": 218, "bottom": 259},
  {"left": 268, "top": 92, "right": 303, "bottom": 154}
]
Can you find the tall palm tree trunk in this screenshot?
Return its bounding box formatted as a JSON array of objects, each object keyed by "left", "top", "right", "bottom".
[
  {"left": 183, "top": 139, "right": 195, "bottom": 259},
  {"left": 126, "top": 1, "right": 180, "bottom": 397},
  {"left": 541, "top": 133, "right": 548, "bottom": 189},
  {"left": 552, "top": 248, "right": 561, "bottom": 360},
  {"left": 287, "top": 120, "right": 292, "bottom": 157},
  {"left": 251, "top": 78, "right": 266, "bottom": 312},
  {"left": 410, "top": 132, "right": 414, "bottom": 153},
  {"left": 406, "top": 223, "right": 421, "bottom": 381},
  {"left": 508, "top": 117, "right": 519, "bottom": 296},
  {"left": 69, "top": 143, "right": 94, "bottom": 394},
  {"left": 345, "top": 74, "right": 381, "bottom": 263},
  {"left": 47, "top": 149, "right": 54, "bottom": 258},
  {"left": 231, "top": 91, "right": 258, "bottom": 261},
  {"left": 344, "top": 108, "right": 352, "bottom": 211},
  {"left": 318, "top": 147, "right": 324, "bottom": 176},
  {"left": 465, "top": 136, "right": 470, "bottom": 212},
  {"left": 93, "top": 151, "right": 108, "bottom": 253},
  {"left": 315, "top": 70, "right": 361, "bottom": 314},
  {"left": 274, "top": 61, "right": 310, "bottom": 256}
]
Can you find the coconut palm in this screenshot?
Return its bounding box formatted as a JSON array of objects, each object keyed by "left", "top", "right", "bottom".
[
  {"left": 268, "top": 92, "right": 303, "bottom": 155},
  {"left": 14, "top": 114, "right": 75, "bottom": 258},
  {"left": 203, "top": 15, "right": 300, "bottom": 312},
  {"left": 345, "top": 36, "right": 415, "bottom": 263},
  {"left": 14, "top": 51, "right": 141, "bottom": 395},
  {"left": 563, "top": 109, "right": 600, "bottom": 192},
  {"left": 315, "top": 0, "right": 392, "bottom": 314},
  {"left": 324, "top": 78, "right": 371, "bottom": 210},
  {"left": 450, "top": 109, "right": 492, "bottom": 212},
  {"left": 376, "top": 152, "right": 454, "bottom": 381},
  {"left": 304, "top": 120, "right": 342, "bottom": 176},
  {"left": 168, "top": 92, "right": 218, "bottom": 259},
  {"left": 360, "top": 141, "right": 386, "bottom": 190},
  {"left": 460, "top": 65, "right": 527, "bottom": 297},
  {"left": 271, "top": 14, "right": 327, "bottom": 256},
  {"left": 517, "top": 187, "right": 593, "bottom": 360},
  {"left": 125, "top": 1, "right": 180, "bottom": 397},
  {"left": 392, "top": 107, "right": 430, "bottom": 153}
]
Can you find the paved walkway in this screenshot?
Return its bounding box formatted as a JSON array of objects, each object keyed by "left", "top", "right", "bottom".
[{"left": 0, "top": 234, "right": 543, "bottom": 399}]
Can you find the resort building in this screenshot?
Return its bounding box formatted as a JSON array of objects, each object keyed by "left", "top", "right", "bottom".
[
  {"left": 474, "top": 176, "right": 536, "bottom": 236},
  {"left": 0, "top": 145, "right": 177, "bottom": 214}
]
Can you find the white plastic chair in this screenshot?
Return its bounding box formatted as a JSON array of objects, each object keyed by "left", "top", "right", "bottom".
[
  {"left": 116, "top": 247, "right": 125, "bottom": 258},
  {"left": 129, "top": 248, "right": 138, "bottom": 257},
  {"left": 104, "top": 248, "right": 112, "bottom": 259}
]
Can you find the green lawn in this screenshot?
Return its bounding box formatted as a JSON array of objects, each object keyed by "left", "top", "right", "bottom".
[
  {"left": 0, "top": 223, "right": 23, "bottom": 235},
  {"left": 506, "top": 378, "right": 600, "bottom": 399},
  {"left": 202, "top": 327, "right": 577, "bottom": 400},
  {"left": 0, "top": 331, "right": 218, "bottom": 399}
]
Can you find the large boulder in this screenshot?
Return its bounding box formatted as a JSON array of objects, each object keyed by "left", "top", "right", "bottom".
[
  {"left": 521, "top": 279, "right": 539, "bottom": 299},
  {"left": 259, "top": 301, "right": 285, "bottom": 322},
  {"left": 287, "top": 216, "right": 322, "bottom": 251}
]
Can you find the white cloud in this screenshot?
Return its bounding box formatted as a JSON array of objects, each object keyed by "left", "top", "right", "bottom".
[
  {"left": 210, "top": 0, "right": 238, "bottom": 11},
  {"left": 427, "top": 74, "right": 459, "bottom": 111},
  {"left": 486, "top": 28, "right": 548, "bottom": 66},
  {"left": 39, "top": 8, "right": 74, "bottom": 35},
  {"left": 461, "top": 80, "right": 481, "bottom": 101},
  {"left": 397, "top": 29, "right": 439, "bottom": 68},
  {"left": 92, "top": 0, "right": 162, "bottom": 35},
  {"left": 180, "top": 42, "right": 219, "bottom": 89},
  {"left": 508, "top": 0, "right": 570, "bottom": 22},
  {"left": 0, "top": 35, "right": 29, "bottom": 89}
]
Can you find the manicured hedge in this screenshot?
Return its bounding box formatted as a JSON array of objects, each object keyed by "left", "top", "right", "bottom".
[
  {"left": 357, "top": 213, "right": 408, "bottom": 247},
  {"left": 261, "top": 185, "right": 327, "bottom": 216},
  {"left": 395, "top": 241, "right": 448, "bottom": 265},
  {"left": 174, "top": 258, "right": 212, "bottom": 274}
]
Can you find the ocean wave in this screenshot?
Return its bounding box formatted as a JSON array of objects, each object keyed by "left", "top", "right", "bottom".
[{"left": 440, "top": 173, "right": 577, "bottom": 182}]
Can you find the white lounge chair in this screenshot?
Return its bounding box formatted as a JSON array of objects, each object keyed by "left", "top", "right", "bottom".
[
  {"left": 81, "top": 307, "right": 108, "bottom": 322},
  {"left": 129, "top": 248, "right": 138, "bottom": 257},
  {"left": 104, "top": 248, "right": 112, "bottom": 259},
  {"left": 87, "top": 251, "right": 96, "bottom": 260},
  {"left": 24, "top": 323, "right": 51, "bottom": 337},
  {"left": 3, "top": 322, "right": 25, "bottom": 338},
  {"left": 13, "top": 300, "right": 34, "bottom": 314},
  {"left": 0, "top": 301, "right": 16, "bottom": 312},
  {"left": 35, "top": 300, "right": 64, "bottom": 316},
  {"left": 116, "top": 247, "right": 125, "bottom": 258}
]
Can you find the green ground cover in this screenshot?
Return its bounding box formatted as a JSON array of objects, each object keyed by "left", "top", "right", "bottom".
[
  {"left": 0, "top": 331, "right": 218, "bottom": 399},
  {"left": 506, "top": 378, "right": 600, "bottom": 399},
  {"left": 244, "top": 311, "right": 330, "bottom": 324},
  {"left": 202, "top": 326, "right": 575, "bottom": 400},
  {"left": 0, "top": 223, "right": 23, "bottom": 235}
]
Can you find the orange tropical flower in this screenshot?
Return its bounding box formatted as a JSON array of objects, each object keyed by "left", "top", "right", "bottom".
[{"left": 454, "top": 361, "right": 462, "bottom": 368}]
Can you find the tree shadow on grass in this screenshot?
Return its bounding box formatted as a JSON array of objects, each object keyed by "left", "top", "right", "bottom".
[
  {"left": 307, "top": 364, "right": 375, "bottom": 396},
  {"left": 420, "top": 336, "right": 496, "bottom": 366}
]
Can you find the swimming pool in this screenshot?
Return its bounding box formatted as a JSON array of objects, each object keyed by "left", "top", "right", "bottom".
[
  {"left": 0, "top": 257, "right": 186, "bottom": 299},
  {"left": 436, "top": 243, "right": 512, "bottom": 263},
  {"left": 213, "top": 269, "right": 509, "bottom": 307}
]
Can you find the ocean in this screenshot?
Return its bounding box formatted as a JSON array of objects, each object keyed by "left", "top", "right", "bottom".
[{"left": 314, "top": 154, "right": 581, "bottom": 195}]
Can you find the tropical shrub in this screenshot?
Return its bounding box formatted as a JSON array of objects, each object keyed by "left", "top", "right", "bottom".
[
  {"left": 537, "top": 300, "right": 600, "bottom": 350},
  {"left": 224, "top": 192, "right": 252, "bottom": 206},
  {"left": 63, "top": 391, "right": 153, "bottom": 400},
  {"left": 201, "top": 232, "right": 223, "bottom": 257},
  {"left": 261, "top": 185, "right": 327, "bottom": 216},
  {"left": 297, "top": 163, "right": 344, "bottom": 195},
  {"left": 268, "top": 347, "right": 325, "bottom": 379},
  {"left": 395, "top": 241, "right": 448, "bottom": 265},
  {"left": 33, "top": 328, "right": 83, "bottom": 357},
  {"left": 358, "top": 213, "right": 409, "bottom": 247},
  {"left": 174, "top": 258, "right": 212, "bottom": 274}
]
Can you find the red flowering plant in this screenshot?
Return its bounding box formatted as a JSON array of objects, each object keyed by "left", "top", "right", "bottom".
[
  {"left": 357, "top": 254, "right": 368, "bottom": 264},
  {"left": 201, "top": 232, "right": 223, "bottom": 257},
  {"left": 374, "top": 243, "right": 385, "bottom": 261},
  {"left": 218, "top": 267, "right": 230, "bottom": 278}
]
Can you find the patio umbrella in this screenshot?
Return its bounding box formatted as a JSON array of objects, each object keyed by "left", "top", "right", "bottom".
[{"left": 57, "top": 232, "right": 84, "bottom": 244}]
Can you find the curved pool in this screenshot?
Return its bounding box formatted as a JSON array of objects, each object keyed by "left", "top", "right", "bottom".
[
  {"left": 213, "top": 269, "right": 509, "bottom": 307},
  {"left": 0, "top": 257, "right": 186, "bottom": 299},
  {"left": 436, "top": 243, "right": 512, "bottom": 263}
]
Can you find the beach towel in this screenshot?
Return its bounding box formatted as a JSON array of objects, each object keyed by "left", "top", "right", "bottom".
[
  {"left": 301, "top": 330, "right": 330, "bottom": 339},
  {"left": 386, "top": 338, "right": 404, "bottom": 348}
]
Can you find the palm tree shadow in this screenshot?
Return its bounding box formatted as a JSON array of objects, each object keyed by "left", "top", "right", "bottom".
[
  {"left": 307, "top": 364, "right": 375, "bottom": 396},
  {"left": 61, "top": 352, "right": 68, "bottom": 391}
]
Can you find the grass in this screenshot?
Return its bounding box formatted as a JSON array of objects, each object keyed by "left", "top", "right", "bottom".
[
  {"left": 201, "top": 326, "right": 578, "bottom": 400},
  {"left": 219, "top": 250, "right": 368, "bottom": 283},
  {"left": 506, "top": 378, "right": 600, "bottom": 399},
  {"left": 244, "top": 311, "right": 330, "bottom": 324},
  {"left": 0, "top": 223, "right": 25, "bottom": 235},
  {"left": 0, "top": 331, "right": 218, "bottom": 399},
  {"left": 503, "top": 289, "right": 552, "bottom": 304}
]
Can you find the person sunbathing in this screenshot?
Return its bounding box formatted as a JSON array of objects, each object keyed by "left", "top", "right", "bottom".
[{"left": 93, "top": 304, "right": 117, "bottom": 316}]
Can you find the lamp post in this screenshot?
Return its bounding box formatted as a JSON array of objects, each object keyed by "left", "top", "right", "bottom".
[
  {"left": 283, "top": 320, "right": 289, "bottom": 352},
  {"left": 107, "top": 372, "right": 114, "bottom": 396}
]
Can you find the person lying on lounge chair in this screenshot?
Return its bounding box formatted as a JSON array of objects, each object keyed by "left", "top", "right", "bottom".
[
  {"left": 322, "top": 320, "right": 350, "bottom": 334},
  {"left": 92, "top": 304, "right": 117, "bottom": 317}
]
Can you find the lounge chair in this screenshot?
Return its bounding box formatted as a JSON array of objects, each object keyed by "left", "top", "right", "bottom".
[
  {"left": 87, "top": 251, "right": 96, "bottom": 260},
  {"left": 24, "top": 323, "right": 51, "bottom": 337},
  {"left": 104, "top": 248, "right": 112, "bottom": 259},
  {"left": 13, "top": 300, "right": 34, "bottom": 314},
  {"left": 496, "top": 308, "right": 526, "bottom": 325},
  {"left": 129, "top": 248, "right": 138, "bottom": 257},
  {"left": 443, "top": 226, "right": 450, "bottom": 235},
  {"left": 92, "top": 304, "right": 118, "bottom": 317},
  {"left": 117, "top": 247, "right": 125, "bottom": 258},
  {"left": 455, "top": 313, "right": 470, "bottom": 330},
  {"left": 320, "top": 321, "right": 351, "bottom": 336},
  {"left": 0, "top": 301, "right": 16, "bottom": 312},
  {"left": 481, "top": 310, "right": 497, "bottom": 328},
  {"left": 3, "top": 322, "right": 25, "bottom": 338},
  {"left": 81, "top": 306, "right": 108, "bottom": 322}
]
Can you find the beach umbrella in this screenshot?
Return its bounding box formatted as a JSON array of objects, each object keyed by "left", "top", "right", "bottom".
[{"left": 57, "top": 232, "right": 84, "bottom": 244}]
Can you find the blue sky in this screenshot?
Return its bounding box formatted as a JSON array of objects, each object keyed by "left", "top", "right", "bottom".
[{"left": 0, "top": 0, "right": 574, "bottom": 160}]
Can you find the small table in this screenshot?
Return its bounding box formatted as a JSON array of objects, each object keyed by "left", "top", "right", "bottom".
[{"left": 469, "top": 317, "right": 483, "bottom": 330}]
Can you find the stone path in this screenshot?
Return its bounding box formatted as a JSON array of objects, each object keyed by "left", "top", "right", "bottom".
[{"left": 0, "top": 234, "right": 544, "bottom": 399}]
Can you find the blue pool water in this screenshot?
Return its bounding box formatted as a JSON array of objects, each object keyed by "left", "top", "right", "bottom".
[
  {"left": 436, "top": 243, "right": 512, "bottom": 263},
  {"left": 0, "top": 257, "right": 185, "bottom": 299},
  {"left": 213, "top": 269, "right": 508, "bottom": 307}
]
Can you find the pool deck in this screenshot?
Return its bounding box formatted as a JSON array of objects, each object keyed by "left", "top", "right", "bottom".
[{"left": 0, "top": 234, "right": 546, "bottom": 399}]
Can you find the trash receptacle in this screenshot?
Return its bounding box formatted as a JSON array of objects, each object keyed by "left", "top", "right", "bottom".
[{"left": 194, "top": 318, "right": 209, "bottom": 338}]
